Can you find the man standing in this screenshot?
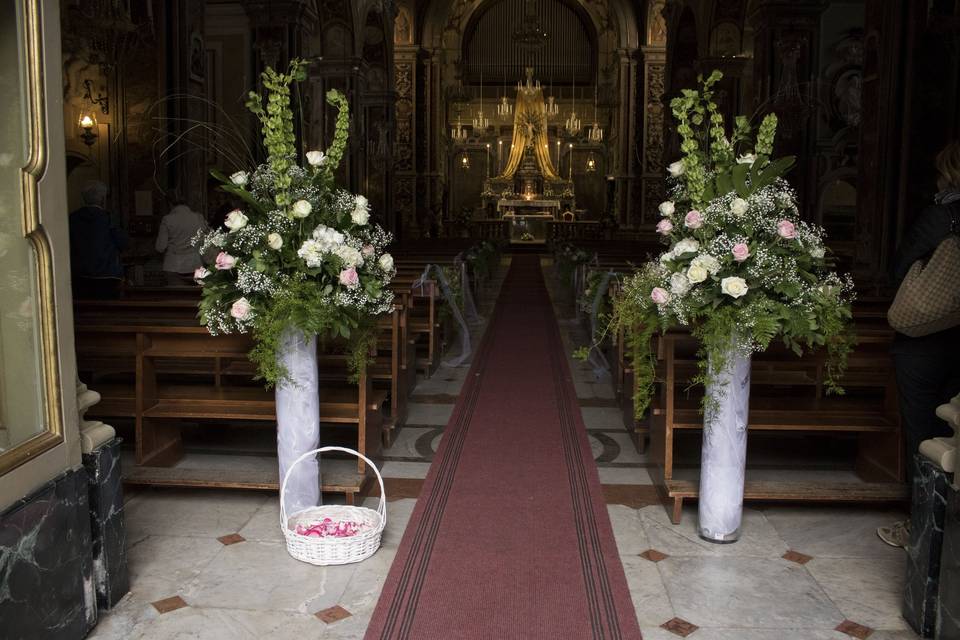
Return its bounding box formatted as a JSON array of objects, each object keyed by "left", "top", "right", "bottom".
[{"left": 69, "top": 181, "right": 127, "bottom": 299}]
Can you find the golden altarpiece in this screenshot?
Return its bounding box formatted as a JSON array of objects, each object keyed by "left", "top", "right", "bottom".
[{"left": 482, "top": 69, "right": 575, "bottom": 244}]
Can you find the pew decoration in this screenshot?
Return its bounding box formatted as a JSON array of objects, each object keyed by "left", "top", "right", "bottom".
[
  {"left": 596, "top": 71, "right": 857, "bottom": 543},
  {"left": 193, "top": 59, "right": 395, "bottom": 518}
]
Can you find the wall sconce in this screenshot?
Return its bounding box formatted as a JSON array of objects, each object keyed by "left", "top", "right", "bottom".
[
  {"left": 78, "top": 111, "right": 98, "bottom": 146},
  {"left": 459, "top": 151, "right": 471, "bottom": 171},
  {"left": 82, "top": 79, "right": 109, "bottom": 115},
  {"left": 585, "top": 152, "right": 597, "bottom": 173}
]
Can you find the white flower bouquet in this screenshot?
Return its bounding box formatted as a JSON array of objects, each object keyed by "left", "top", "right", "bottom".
[
  {"left": 606, "top": 71, "right": 856, "bottom": 416},
  {"left": 194, "top": 59, "right": 395, "bottom": 384}
]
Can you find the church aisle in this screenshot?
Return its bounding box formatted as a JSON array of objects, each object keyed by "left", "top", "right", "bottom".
[{"left": 365, "top": 254, "right": 642, "bottom": 640}]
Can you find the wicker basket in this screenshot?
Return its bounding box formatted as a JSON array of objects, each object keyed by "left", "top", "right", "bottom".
[{"left": 280, "top": 446, "right": 386, "bottom": 566}]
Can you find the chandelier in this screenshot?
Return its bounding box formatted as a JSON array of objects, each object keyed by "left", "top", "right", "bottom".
[
  {"left": 451, "top": 117, "right": 469, "bottom": 143},
  {"left": 473, "top": 68, "right": 490, "bottom": 131},
  {"left": 497, "top": 95, "right": 513, "bottom": 119}
]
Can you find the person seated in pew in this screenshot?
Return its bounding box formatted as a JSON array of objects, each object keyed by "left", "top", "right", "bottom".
[
  {"left": 878, "top": 140, "right": 960, "bottom": 548},
  {"left": 69, "top": 180, "right": 127, "bottom": 299},
  {"left": 155, "top": 200, "right": 208, "bottom": 285}
]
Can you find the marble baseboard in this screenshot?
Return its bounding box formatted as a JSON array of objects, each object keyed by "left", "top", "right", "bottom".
[
  {"left": 938, "top": 484, "right": 960, "bottom": 640},
  {"left": 905, "top": 455, "right": 952, "bottom": 637},
  {"left": 0, "top": 467, "right": 97, "bottom": 639},
  {"left": 83, "top": 438, "right": 129, "bottom": 610}
]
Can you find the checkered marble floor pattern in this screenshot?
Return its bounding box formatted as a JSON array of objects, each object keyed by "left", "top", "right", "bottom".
[{"left": 91, "top": 258, "right": 918, "bottom": 639}]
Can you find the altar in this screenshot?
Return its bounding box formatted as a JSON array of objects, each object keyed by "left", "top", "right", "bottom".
[{"left": 474, "top": 68, "right": 576, "bottom": 245}]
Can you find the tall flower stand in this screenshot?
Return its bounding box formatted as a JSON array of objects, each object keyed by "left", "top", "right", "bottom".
[
  {"left": 276, "top": 329, "right": 321, "bottom": 515},
  {"left": 698, "top": 344, "right": 752, "bottom": 543}
]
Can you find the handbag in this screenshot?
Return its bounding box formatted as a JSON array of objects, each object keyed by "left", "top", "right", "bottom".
[{"left": 888, "top": 231, "right": 960, "bottom": 337}]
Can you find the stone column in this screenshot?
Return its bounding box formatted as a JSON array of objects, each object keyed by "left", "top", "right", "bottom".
[
  {"left": 394, "top": 45, "right": 419, "bottom": 238},
  {"left": 640, "top": 45, "right": 667, "bottom": 226}
]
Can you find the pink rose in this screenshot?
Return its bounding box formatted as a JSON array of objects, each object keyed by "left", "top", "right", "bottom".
[
  {"left": 361, "top": 244, "right": 375, "bottom": 258},
  {"left": 215, "top": 251, "right": 236, "bottom": 270},
  {"left": 731, "top": 243, "right": 750, "bottom": 262},
  {"left": 229, "top": 297, "right": 252, "bottom": 321},
  {"left": 776, "top": 220, "right": 797, "bottom": 239},
  {"left": 650, "top": 287, "right": 671, "bottom": 305},
  {"left": 339, "top": 267, "right": 360, "bottom": 289},
  {"left": 656, "top": 219, "right": 673, "bottom": 235},
  {"left": 683, "top": 210, "right": 703, "bottom": 229}
]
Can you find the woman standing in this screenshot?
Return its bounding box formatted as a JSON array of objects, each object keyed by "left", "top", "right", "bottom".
[
  {"left": 878, "top": 141, "right": 960, "bottom": 548},
  {"left": 156, "top": 201, "right": 208, "bottom": 285}
]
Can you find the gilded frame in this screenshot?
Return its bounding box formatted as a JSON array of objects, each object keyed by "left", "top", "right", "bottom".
[{"left": 0, "top": 0, "right": 65, "bottom": 476}]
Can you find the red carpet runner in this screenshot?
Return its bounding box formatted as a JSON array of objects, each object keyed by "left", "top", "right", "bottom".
[{"left": 365, "top": 255, "right": 642, "bottom": 640}]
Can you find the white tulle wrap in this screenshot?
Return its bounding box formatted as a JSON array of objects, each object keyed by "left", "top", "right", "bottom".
[
  {"left": 276, "top": 328, "right": 321, "bottom": 515},
  {"left": 697, "top": 343, "right": 751, "bottom": 542}
]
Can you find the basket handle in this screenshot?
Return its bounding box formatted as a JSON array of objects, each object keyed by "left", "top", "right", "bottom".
[{"left": 279, "top": 446, "right": 386, "bottom": 531}]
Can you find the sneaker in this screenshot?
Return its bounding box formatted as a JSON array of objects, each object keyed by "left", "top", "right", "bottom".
[{"left": 877, "top": 520, "right": 911, "bottom": 548}]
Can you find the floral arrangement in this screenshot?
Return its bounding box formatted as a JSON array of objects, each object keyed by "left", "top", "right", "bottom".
[
  {"left": 596, "top": 71, "right": 855, "bottom": 417},
  {"left": 194, "top": 59, "right": 395, "bottom": 385},
  {"left": 554, "top": 242, "right": 593, "bottom": 286}
]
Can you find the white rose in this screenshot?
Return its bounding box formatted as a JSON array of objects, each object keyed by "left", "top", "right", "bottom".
[
  {"left": 721, "top": 276, "right": 749, "bottom": 298},
  {"left": 737, "top": 153, "right": 757, "bottom": 165},
  {"left": 673, "top": 238, "right": 700, "bottom": 255},
  {"left": 658, "top": 250, "right": 675, "bottom": 266},
  {"left": 292, "top": 199, "right": 312, "bottom": 218},
  {"left": 691, "top": 254, "right": 721, "bottom": 275},
  {"left": 659, "top": 201, "right": 676, "bottom": 216},
  {"left": 378, "top": 253, "right": 394, "bottom": 272},
  {"left": 670, "top": 272, "right": 691, "bottom": 295},
  {"left": 730, "top": 198, "right": 749, "bottom": 216},
  {"left": 667, "top": 161, "right": 684, "bottom": 177},
  {"left": 352, "top": 206, "right": 370, "bottom": 226},
  {"left": 809, "top": 246, "right": 825, "bottom": 259},
  {"left": 687, "top": 264, "right": 709, "bottom": 284},
  {"left": 229, "top": 171, "right": 249, "bottom": 186},
  {"left": 267, "top": 233, "right": 283, "bottom": 250},
  {"left": 224, "top": 209, "right": 248, "bottom": 232},
  {"left": 306, "top": 150, "right": 327, "bottom": 167}
]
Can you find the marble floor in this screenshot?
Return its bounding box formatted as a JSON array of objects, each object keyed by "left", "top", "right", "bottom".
[{"left": 90, "top": 259, "right": 919, "bottom": 639}]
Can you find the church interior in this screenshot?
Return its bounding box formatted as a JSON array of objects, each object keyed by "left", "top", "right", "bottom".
[{"left": 2, "top": 0, "right": 960, "bottom": 638}]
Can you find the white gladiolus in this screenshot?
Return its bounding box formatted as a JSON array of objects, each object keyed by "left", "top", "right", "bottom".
[
  {"left": 229, "top": 171, "right": 249, "bottom": 186},
  {"left": 292, "top": 199, "right": 313, "bottom": 218},
  {"left": 667, "top": 161, "right": 684, "bottom": 177},
  {"left": 691, "top": 254, "right": 721, "bottom": 275},
  {"left": 311, "top": 225, "right": 345, "bottom": 252},
  {"left": 334, "top": 245, "right": 363, "bottom": 269},
  {"left": 267, "top": 233, "right": 283, "bottom": 250},
  {"left": 659, "top": 200, "right": 676, "bottom": 216},
  {"left": 730, "top": 198, "right": 749, "bottom": 216},
  {"left": 224, "top": 210, "right": 248, "bottom": 232},
  {"left": 378, "top": 253, "right": 394, "bottom": 272},
  {"left": 721, "top": 276, "right": 749, "bottom": 298},
  {"left": 673, "top": 238, "right": 700, "bottom": 255},
  {"left": 306, "top": 150, "right": 327, "bottom": 167},
  {"left": 736, "top": 153, "right": 757, "bottom": 165},
  {"left": 297, "top": 239, "right": 326, "bottom": 267},
  {"left": 670, "top": 272, "right": 691, "bottom": 295},
  {"left": 687, "top": 264, "right": 709, "bottom": 284}
]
